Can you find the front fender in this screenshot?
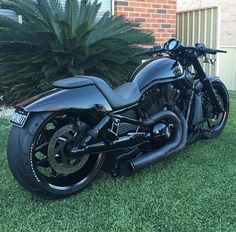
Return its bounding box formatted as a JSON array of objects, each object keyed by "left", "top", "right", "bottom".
[
  {"left": 192, "top": 76, "right": 228, "bottom": 125},
  {"left": 17, "top": 85, "right": 112, "bottom": 113},
  {"left": 195, "top": 76, "right": 225, "bottom": 90},
  {"left": 208, "top": 76, "right": 223, "bottom": 85}
]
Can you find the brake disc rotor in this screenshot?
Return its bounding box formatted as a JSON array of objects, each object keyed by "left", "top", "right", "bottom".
[{"left": 47, "top": 124, "right": 89, "bottom": 175}]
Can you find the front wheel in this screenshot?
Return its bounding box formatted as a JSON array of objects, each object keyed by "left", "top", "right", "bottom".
[
  {"left": 7, "top": 111, "right": 106, "bottom": 199},
  {"left": 201, "top": 80, "right": 230, "bottom": 139}
]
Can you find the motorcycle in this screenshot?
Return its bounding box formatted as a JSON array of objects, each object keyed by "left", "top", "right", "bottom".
[{"left": 7, "top": 39, "right": 229, "bottom": 199}]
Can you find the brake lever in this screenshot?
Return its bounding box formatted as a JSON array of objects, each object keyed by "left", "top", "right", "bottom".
[{"left": 203, "top": 56, "right": 216, "bottom": 65}]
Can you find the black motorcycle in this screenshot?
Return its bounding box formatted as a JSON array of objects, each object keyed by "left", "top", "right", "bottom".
[{"left": 7, "top": 39, "right": 229, "bottom": 199}]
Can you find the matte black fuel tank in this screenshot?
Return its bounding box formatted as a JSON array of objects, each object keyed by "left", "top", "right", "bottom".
[{"left": 130, "top": 57, "right": 184, "bottom": 91}]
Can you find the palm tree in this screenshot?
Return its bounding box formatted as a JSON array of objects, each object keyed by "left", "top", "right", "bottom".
[{"left": 0, "top": 0, "right": 154, "bottom": 106}]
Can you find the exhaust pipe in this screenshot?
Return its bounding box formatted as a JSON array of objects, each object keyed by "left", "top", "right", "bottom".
[{"left": 121, "top": 108, "right": 188, "bottom": 176}]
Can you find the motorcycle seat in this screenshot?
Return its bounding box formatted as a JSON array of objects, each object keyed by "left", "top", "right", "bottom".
[
  {"left": 53, "top": 76, "right": 141, "bottom": 110},
  {"left": 86, "top": 76, "right": 141, "bottom": 110},
  {"left": 53, "top": 77, "right": 94, "bottom": 88}
]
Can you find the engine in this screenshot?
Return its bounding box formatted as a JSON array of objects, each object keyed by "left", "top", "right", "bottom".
[
  {"left": 114, "top": 85, "right": 168, "bottom": 137},
  {"left": 117, "top": 109, "right": 139, "bottom": 136},
  {"left": 139, "top": 85, "right": 167, "bottom": 117},
  {"left": 111, "top": 84, "right": 181, "bottom": 138}
]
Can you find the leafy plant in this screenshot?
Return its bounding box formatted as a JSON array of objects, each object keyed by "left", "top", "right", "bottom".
[{"left": 0, "top": 0, "right": 154, "bottom": 106}]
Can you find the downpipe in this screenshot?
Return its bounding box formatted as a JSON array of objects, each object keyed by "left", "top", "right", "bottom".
[{"left": 121, "top": 108, "right": 188, "bottom": 176}]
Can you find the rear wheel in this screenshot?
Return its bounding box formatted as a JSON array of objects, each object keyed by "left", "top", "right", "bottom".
[
  {"left": 7, "top": 112, "right": 106, "bottom": 199},
  {"left": 201, "top": 81, "right": 229, "bottom": 139}
]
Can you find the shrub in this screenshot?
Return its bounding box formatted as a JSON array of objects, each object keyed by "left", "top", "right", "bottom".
[{"left": 0, "top": 0, "right": 154, "bottom": 106}]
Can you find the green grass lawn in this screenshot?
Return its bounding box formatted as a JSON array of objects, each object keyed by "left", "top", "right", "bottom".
[{"left": 0, "top": 92, "right": 236, "bottom": 232}]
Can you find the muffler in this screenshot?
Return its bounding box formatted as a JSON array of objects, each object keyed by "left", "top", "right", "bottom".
[{"left": 121, "top": 108, "right": 188, "bottom": 176}]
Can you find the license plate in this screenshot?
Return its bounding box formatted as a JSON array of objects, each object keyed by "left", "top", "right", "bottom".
[{"left": 10, "top": 110, "right": 29, "bottom": 128}]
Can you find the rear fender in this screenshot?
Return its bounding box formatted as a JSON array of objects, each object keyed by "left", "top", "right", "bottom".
[{"left": 17, "top": 85, "right": 112, "bottom": 113}]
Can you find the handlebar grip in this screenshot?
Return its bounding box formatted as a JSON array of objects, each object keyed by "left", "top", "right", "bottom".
[
  {"left": 135, "top": 50, "right": 148, "bottom": 56},
  {"left": 135, "top": 48, "right": 155, "bottom": 57},
  {"left": 217, "top": 49, "right": 227, "bottom": 53},
  {"left": 135, "top": 47, "right": 165, "bottom": 57}
]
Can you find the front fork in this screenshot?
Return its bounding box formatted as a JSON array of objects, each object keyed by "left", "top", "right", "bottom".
[
  {"left": 201, "top": 78, "right": 224, "bottom": 112},
  {"left": 190, "top": 56, "right": 224, "bottom": 113}
]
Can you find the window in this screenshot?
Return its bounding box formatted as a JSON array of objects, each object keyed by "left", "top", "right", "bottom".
[
  {"left": 0, "top": 9, "right": 17, "bottom": 21},
  {"left": 60, "top": 0, "right": 112, "bottom": 18},
  {"left": 0, "top": 0, "right": 112, "bottom": 22},
  {"left": 96, "top": 0, "right": 112, "bottom": 18}
]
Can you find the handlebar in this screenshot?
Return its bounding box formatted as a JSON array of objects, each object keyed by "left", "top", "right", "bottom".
[
  {"left": 136, "top": 46, "right": 165, "bottom": 57},
  {"left": 136, "top": 40, "right": 227, "bottom": 57},
  {"left": 195, "top": 44, "right": 227, "bottom": 55}
]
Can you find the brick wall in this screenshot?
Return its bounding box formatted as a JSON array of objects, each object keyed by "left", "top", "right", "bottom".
[{"left": 114, "top": 0, "right": 177, "bottom": 44}]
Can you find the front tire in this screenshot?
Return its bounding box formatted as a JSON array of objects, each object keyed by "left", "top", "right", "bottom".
[
  {"left": 7, "top": 112, "right": 106, "bottom": 199},
  {"left": 201, "top": 80, "right": 229, "bottom": 139}
]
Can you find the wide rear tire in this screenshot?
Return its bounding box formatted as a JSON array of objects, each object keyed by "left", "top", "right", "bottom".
[{"left": 7, "top": 112, "right": 105, "bottom": 199}]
